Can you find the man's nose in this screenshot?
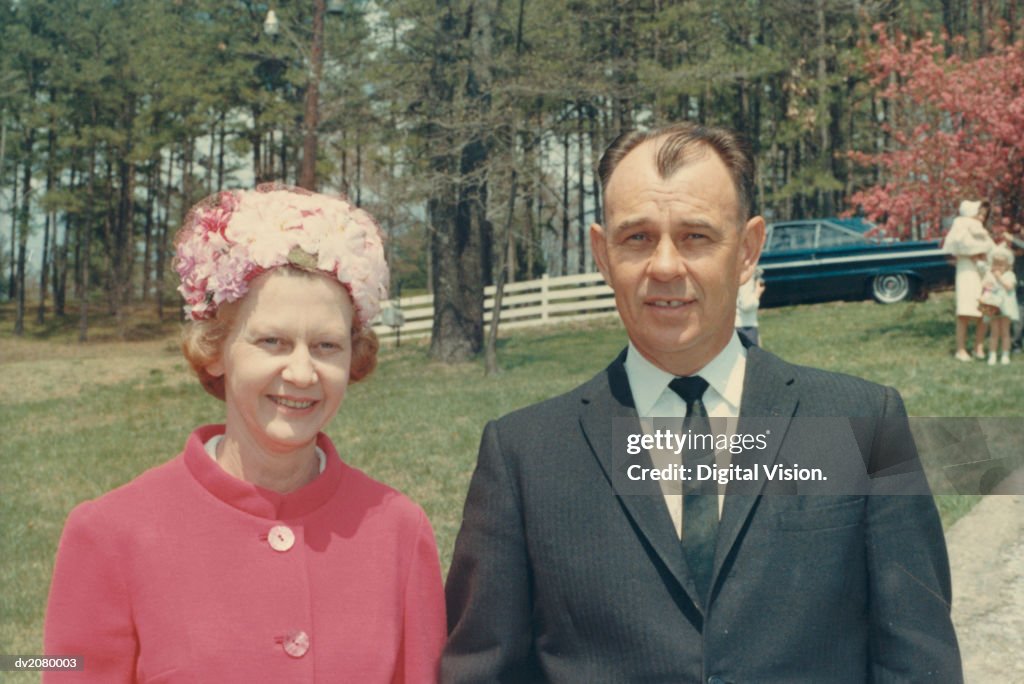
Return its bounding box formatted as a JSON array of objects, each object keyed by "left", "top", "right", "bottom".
[
  {"left": 648, "top": 235, "right": 686, "bottom": 280},
  {"left": 282, "top": 345, "right": 317, "bottom": 387}
]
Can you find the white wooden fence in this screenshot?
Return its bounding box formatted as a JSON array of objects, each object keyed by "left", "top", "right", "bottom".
[{"left": 370, "top": 272, "right": 617, "bottom": 342}]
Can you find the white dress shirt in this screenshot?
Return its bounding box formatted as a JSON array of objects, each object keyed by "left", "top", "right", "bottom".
[{"left": 624, "top": 334, "right": 747, "bottom": 536}]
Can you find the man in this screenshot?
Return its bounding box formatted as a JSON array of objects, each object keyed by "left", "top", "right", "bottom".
[{"left": 442, "top": 123, "right": 961, "bottom": 682}]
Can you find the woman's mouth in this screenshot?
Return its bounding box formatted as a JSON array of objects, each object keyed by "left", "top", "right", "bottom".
[{"left": 270, "top": 397, "right": 317, "bottom": 409}]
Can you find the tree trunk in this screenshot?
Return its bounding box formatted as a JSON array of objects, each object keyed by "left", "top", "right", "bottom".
[
  {"left": 816, "top": 0, "right": 832, "bottom": 216},
  {"left": 429, "top": 170, "right": 484, "bottom": 362},
  {"left": 206, "top": 119, "right": 216, "bottom": 194},
  {"left": 37, "top": 212, "right": 50, "bottom": 325},
  {"left": 610, "top": 2, "right": 636, "bottom": 130},
  {"left": 300, "top": 0, "right": 325, "bottom": 190},
  {"left": 941, "top": 0, "right": 957, "bottom": 56},
  {"left": 0, "top": 109, "right": 8, "bottom": 301},
  {"left": 588, "top": 104, "right": 602, "bottom": 242},
  {"left": 79, "top": 140, "right": 98, "bottom": 343},
  {"left": 142, "top": 162, "right": 156, "bottom": 301},
  {"left": 217, "top": 110, "right": 227, "bottom": 191},
  {"left": 103, "top": 161, "right": 116, "bottom": 316},
  {"left": 15, "top": 238, "right": 26, "bottom": 335},
  {"left": 14, "top": 131, "right": 34, "bottom": 335},
  {"left": 485, "top": 169, "right": 517, "bottom": 376},
  {"left": 561, "top": 130, "right": 570, "bottom": 276},
  {"left": 427, "top": 0, "right": 496, "bottom": 363},
  {"left": 977, "top": 0, "right": 988, "bottom": 55},
  {"left": 55, "top": 203, "right": 69, "bottom": 316},
  {"left": 1008, "top": 1, "right": 1016, "bottom": 44},
  {"left": 156, "top": 149, "right": 175, "bottom": 320},
  {"left": 37, "top": 124, "right": 57, "bottom": 324},
  {"left": 251, "top": 110, "right": 265, "bottom": 184},
  {"left": 8, "top": 171, "right": 16, "bottom": 301},
  {"left": 181, "top": 137, "right": 196, "bottom": 216},
  {"left": 577, "top": 103, "right": 587, "bottom": 275},
  {"left": 280, "top": 132, "right": 288, "bottom": 185},
  {"left": 119, "top": 156, "right": 137, "bottom": 327},
  {"left": 355, "top": 142, "right": 363, "bottom": 207},
  {"left": 522, "top": 137, "right": 535, "bottom": 282},
  {"left": 339, "top": 129, "right": 349, "bottom": 198}
]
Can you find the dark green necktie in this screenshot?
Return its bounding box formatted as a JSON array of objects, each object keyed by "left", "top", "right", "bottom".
[{"left": 669, "top": 376, "right": 718, "bottom": 607}]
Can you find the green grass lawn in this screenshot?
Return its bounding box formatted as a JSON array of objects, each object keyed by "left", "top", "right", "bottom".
[{"left": 1, "top": 290, "right": 1019, "bottom": 668}]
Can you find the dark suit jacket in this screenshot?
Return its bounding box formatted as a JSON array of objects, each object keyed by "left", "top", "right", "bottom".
[{"left": 442, "top": 345, "right": 962, "bottom": 683}]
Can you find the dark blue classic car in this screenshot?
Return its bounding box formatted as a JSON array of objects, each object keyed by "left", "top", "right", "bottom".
[{"left": 758, "top": 218, "right": 953, "bottom": 306}]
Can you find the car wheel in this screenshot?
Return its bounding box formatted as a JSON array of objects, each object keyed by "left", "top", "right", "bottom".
[{"left": 871, "top": 273, "right": 911, "bottom": 304}]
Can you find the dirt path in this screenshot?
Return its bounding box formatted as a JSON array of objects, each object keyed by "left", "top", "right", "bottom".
[{"left": 947, "top": 494, "right": 1024, "bottom": 683}]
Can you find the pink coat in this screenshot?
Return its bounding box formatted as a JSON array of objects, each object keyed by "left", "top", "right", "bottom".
[{"left": 44, "top": 425, "right": 445, "bottom": 683}]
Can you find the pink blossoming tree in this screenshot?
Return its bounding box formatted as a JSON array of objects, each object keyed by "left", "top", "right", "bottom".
[{"left": 848, "top": 24, "right": 1024, "bottom": 240}]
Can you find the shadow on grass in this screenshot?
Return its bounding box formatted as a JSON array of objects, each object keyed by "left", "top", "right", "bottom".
[
  {"left": 869, "top": 316, "right": 951, "bottom": 341},
  {"left": 824, "top": 299, "right": 954, "bottom": 346},
  {"left": 0, "top": 301, "right": 182, "bottom": 343},
  {"left": 495, "top": 323, "right": 625, "bottom": 374},
  {"left": 380, "top": 321, "right": 625, "bottom": 377}
]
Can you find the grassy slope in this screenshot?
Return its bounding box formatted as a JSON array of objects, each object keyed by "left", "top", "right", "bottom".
[{"left": 1, "top": 290, "right": 1017, "bottom": 666}]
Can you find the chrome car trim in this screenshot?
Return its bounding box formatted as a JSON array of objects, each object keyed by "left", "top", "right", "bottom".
[{"left": 760, "top": 248, "right": 945, "bottom": 271}]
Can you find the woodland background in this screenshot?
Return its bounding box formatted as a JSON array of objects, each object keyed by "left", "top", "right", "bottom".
[{"left": 2, "top": 0, "right": 1023, "bottom": 360}]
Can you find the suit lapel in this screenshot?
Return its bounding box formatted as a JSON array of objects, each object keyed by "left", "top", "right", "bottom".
[
  {"left": 578, "top": 351, "right": 701, "bottom": 608},
  {"left": 711, "top": 345, "right": 799, "bottom": 593},
  {"left": 579, "top": 346, "right": 804, "bottom": 613}
]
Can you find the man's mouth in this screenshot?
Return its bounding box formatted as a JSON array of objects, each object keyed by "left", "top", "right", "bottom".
[{"left": 648, "top": 298, "right": 693, "bottom": 309}]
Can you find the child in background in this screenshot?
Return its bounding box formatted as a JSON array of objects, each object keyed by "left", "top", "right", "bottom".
[
  {"left": 736, "top": 266, "right": 765, "bottom": 346},
  {"left": 978, "top": 245, "right": 1019, "bottom": 365}
]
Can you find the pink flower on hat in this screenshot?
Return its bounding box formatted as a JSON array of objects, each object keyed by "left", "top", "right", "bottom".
[{"left": 174, "top": 185, "right": 389, "bottom": 325}]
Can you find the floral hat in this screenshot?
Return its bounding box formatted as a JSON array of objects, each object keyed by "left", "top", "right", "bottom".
[{"left": 174, "top": 185, "right": 388, "bottom": 326}]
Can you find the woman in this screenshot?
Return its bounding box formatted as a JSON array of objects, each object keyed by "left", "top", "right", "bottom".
[
  {"left": 44, "top": 186, "right": 445, "bottom": 682},
  {"left": 942, "top": 199, "right": 995, "bottom": 361}
]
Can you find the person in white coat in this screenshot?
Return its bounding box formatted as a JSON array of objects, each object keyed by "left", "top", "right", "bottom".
[{"left": 942, "top": 199, "right": 995, "bottom": 361}]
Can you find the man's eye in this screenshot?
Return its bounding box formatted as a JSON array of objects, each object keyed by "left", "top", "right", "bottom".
[{"left": 625, "top": 233, "right": 648, "bottom": 242}]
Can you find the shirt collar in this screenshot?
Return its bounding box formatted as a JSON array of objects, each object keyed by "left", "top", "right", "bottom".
[
  {"left": 625, "top": 334, "right": 747, "bottom": 415},
  {"left": 204, "top": 434, "right": 327, "bottom": 474},
  {"left": 183, "top": 424, "right": 345, "bottom": 520}
]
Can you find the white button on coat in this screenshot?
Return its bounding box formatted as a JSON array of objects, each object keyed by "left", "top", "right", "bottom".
[
  {"left": 283, "top": 630, "right": 310, "bottom": 658},
  {"left": 268, "top": 525, "right": 295, "bottom": 552}
]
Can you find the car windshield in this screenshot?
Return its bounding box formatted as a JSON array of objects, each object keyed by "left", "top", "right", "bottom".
[{"left": 767, "top": 220, "right": 874, "bottom": 252}]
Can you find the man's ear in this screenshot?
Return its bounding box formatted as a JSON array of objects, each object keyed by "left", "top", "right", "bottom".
[
  {"left": 738, "top": 215, "right": 766, "bottom": 284},
  {"left": 591, "top": 223, "right": 611, "bottom": 285}
]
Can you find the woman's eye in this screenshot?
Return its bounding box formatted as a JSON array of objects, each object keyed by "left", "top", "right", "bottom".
[{"left": 319, "top": 340, "right": 348, "bottom": 353}]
